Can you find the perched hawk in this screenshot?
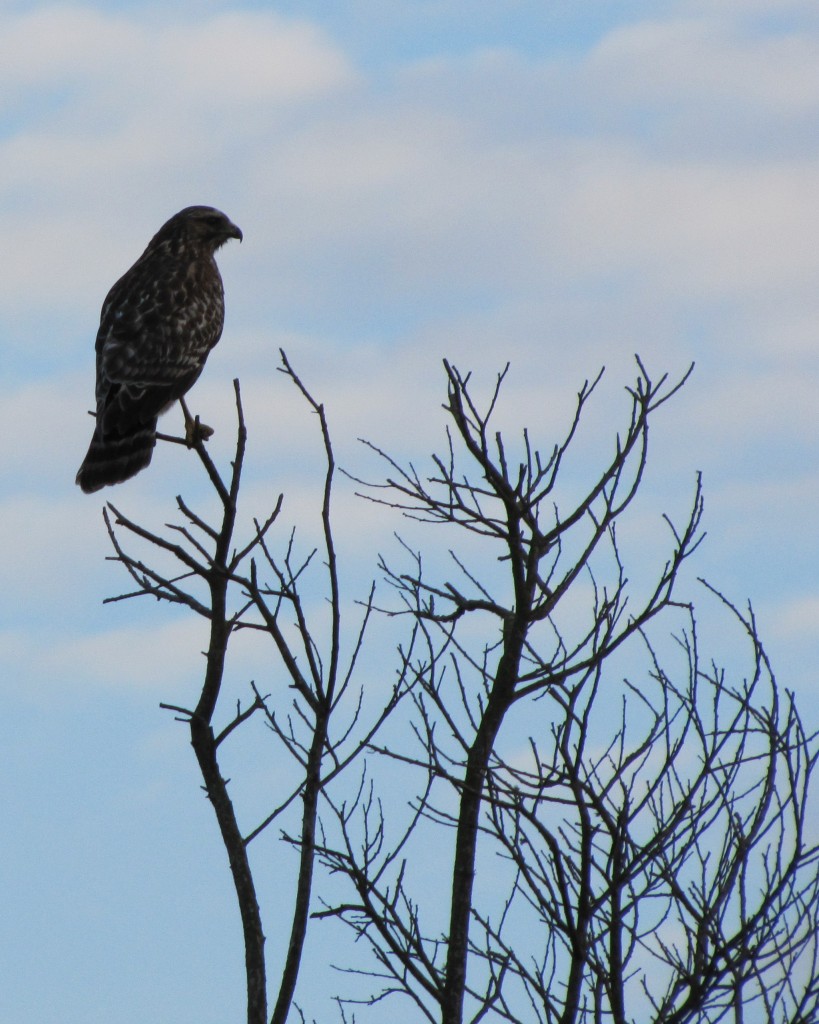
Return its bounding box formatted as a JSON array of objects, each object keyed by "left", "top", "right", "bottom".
[{"left": 76, "top": 205, "right": 242, "bottom": 493}]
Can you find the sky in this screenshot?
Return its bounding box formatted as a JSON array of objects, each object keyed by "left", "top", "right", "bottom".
[{"left": 2, "top": 1, "right": 819, "bottom": 1021}]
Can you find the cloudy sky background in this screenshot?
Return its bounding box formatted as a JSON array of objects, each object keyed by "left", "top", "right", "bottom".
[{"left": 2, "top": 1, "right": 819, "bottom": 1021}]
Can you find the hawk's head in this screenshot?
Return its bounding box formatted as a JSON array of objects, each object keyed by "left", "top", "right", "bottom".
[{"left": 152, "top": 206, "right": 243, "bottom": 253}]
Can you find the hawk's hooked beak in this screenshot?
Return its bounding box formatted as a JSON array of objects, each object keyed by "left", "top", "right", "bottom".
[{"left": 228, "top": 221, "right": 243, "bottom": 243}]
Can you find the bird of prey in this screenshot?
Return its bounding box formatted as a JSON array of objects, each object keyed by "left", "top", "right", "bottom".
[{"left": 75, "top": 205, "right": 242, "bottom": 493}]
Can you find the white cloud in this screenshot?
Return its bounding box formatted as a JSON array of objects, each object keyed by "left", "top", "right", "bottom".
[
  {"left": 587, "top": 16, "right": 819, "bottom": 115},
  {"left": 0, "top": 6, "right": 133, "bottom": 89},
  {"left": 0, "top": 6, "right": 354, "bottom": 105},
  {"left": 0, "top": 492, "right": 104, "bottom": 602},
  {"left": 0, "top": 617, "right": 210, "bottom": 697},
  {"left": 0, "top": 6, "right": 355, "bottom": 314},
  {"left": 768, "top": 593, "right": 819, "bottom": 640},
  {"left": 0, "top": 375, "right": 91, "bottom": 481},
  {"left": 570, "top": 141, "right": 808, "bottom": 300},
  {"left": 165, "top": 12, "right": 354, "bottom": 104}
]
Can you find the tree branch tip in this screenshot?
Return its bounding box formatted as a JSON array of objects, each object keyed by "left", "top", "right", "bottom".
[{"left": 159, "top": 701, "right": 194, "bottom": 719}]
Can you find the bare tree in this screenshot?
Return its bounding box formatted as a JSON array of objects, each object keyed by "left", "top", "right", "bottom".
[
  {"left": 103, "top": 359, "right": 408, "bottom": 1024},
  {"left": 100, "top": 355, "right": 819, "bottom": 1024}
]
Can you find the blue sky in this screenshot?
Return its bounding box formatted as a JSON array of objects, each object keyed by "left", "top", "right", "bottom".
[{"left": 2, "top": 2, "right": 819, "bottom": 1021}]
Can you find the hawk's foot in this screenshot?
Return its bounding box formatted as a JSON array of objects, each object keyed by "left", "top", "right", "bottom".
[
  {"left": 180, "top": 397, "right": 214, "bottom": 448},
  {"left": 185, "top": 416, "right": 215, "bottom": 447}
]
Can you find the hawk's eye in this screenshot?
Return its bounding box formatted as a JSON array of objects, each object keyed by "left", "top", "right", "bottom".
[{"left": 205, "top": 215, "right": 223, "bottom": 227}]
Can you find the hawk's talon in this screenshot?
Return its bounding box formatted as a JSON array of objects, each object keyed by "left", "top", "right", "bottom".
[
  {"left": 180, "top": 398, "right": 214, "bottom": 447},
  {"left": 186, "top": 416, "right": 215, "bottom": 447}
]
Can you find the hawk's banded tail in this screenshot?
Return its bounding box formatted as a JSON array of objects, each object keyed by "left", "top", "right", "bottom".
[{"left": 75, "top": 419, "right": 157, "bottom": 493}]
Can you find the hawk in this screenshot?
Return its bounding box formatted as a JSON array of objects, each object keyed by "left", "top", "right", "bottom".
[{"left": 76, "top": 205, "right": 242, "bottom": 493}]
